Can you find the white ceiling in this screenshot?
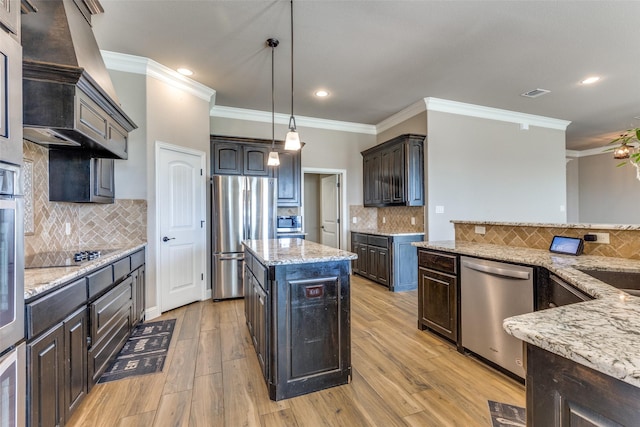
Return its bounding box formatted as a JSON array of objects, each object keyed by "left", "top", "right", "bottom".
[{"left": 92, "top": 1, "right": 640, "bottom": 151}]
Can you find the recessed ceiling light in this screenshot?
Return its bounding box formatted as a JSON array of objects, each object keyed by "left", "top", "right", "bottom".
[
  {"left": 314, "top": 90, "right": 329, "bottom": 97},
  {"left": 581, "top": 76, "right": 600, "bottom": 85},
  {"left": 177, "top": 68, "right": 193, "bottom": 76}
]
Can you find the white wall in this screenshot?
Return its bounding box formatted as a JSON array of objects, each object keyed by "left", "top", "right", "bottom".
[
  {"left": 577, "top": 153, "right": 640, "bottom": 223},
  {"left": 111, "top": 71, "right": 147, "bottom": 199},
  {"left": 566, "top": 157, "right": 580, "bottom": 223},
  {"left": 427, "top": 110, "right": 567, "bottom": 240},
  {"left": 108, "top": 68, "right": 213, "bottom": 317}
]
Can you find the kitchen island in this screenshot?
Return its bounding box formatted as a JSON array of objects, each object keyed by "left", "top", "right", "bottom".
[
  {"left": 413, "top": 240, "right": 640, "bottom": 426},
  {"left": 242, "top": 238, "right": 357, "bottom": 401}
]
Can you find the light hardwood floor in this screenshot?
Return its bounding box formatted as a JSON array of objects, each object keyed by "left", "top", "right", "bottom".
[{"left": 67, "top": 275, "right": 524, "bottom": 427}]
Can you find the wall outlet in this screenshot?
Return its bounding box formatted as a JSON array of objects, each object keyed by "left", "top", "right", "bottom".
[
  {"left": 435, "top": 206, "right": 444, "bottom": 214},
  {"left": 591, "top": 232, "right": 610, "bottom": 244},
  {"left": 352, "top": 217, "right": 357, "bottom": 224},
  {"left": 475, "top": 225, "right": 486, "bottom": 235},
  {"left": 411, "top": 217, "right": 416, "bottom": 225},
  {"left": 65, "top": 222, "right": 71, "bottom": 235},
  {"left": 382, "top": 217, "right": 386, "bottom": 224}
]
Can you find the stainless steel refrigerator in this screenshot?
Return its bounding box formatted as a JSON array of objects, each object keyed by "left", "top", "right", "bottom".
[{"left": 211, "top": 175, "right": 276, "bottom": 300}]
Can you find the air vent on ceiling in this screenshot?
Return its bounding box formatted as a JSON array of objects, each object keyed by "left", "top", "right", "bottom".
[{"left": 520, "top": 88, "right": 551, "bottom": 98}]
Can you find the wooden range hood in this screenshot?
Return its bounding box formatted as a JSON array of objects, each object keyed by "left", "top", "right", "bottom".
[{"left": 21, "top": 0, "right": 136, "bottom": 159}]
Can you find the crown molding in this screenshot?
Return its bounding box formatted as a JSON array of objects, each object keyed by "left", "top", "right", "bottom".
[
  {"left": 566, "top": 146, "right": 612, "bottom": 158},
  {"left": 210, "top": 105, "right": 377, "bottom": 135},
  {"left": 375, "top": 100, "right": 427, "bottom": 134},
  {"left": 424, "top": 97, "right": 571, "bottom": 131},
  {"left": 100, "top": 50, "right": 216, "bottom": 103}
]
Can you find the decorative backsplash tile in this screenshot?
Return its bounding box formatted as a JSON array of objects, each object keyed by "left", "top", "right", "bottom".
[
  {"left": 455, "top": 222, "right": 640, "bottom": 260},
  {"left": 23, "top": 141, "right": 147, "bottom": 256},
  {"left": 348, "top": 205, "right": 424, "bottom": 233}
]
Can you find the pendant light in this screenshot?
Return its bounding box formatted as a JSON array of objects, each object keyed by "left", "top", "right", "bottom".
[
  {"left": 267, "top": 38, "right": 280, "bottom": 166},
  {"left": 284, "top": 0, "right": 301, "bottom": 151},
  {"left": 613, "top": 142, "right": 632, "bottom": 160}
]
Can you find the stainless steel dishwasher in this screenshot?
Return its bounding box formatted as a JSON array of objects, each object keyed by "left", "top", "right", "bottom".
[{"left": 460, "top": 256, "right": 533, "bottom": 379}]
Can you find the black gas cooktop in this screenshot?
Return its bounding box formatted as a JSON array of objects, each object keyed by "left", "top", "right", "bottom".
[{"left": 25, "top": 250, "right": 115, "bottom": 269}]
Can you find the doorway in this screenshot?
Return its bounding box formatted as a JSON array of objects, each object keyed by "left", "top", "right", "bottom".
[
  {"left": 302, "top": 168, "right": 346, "bottom": 249},
  {"left": 156, "top": 142, "right": 207, "bottom": 313}
]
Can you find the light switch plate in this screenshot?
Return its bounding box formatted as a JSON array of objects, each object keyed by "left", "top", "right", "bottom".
[
  {"left": 475, "top": 225, "right": 486, "bottom": 235},
  {"left": 435, "top": 206, "right": 444, "bottom": 214}
]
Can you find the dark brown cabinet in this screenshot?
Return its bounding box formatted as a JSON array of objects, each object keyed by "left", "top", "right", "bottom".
[
  {"left": 273, "top": 148, "right": 301, "bottom": 206},
  {"left": 244, "top": 253, "right": 269, "bottom": 380},
  {"left": 28, "top": 322, "right": 65, "bottom": 427},
  {"left": 352, "top": 232, "right": 423, "bottom": 291},
  {"left": 212, "top": 140, "right": 269, "bottom": 176},
  {"left": 49, "top": 150, "right": 115, "bottom": 204},
  {"left": 211, "top": 135, "right": 303, "bottom": 206},
  {"left": 63, "top": 308, "right": 88, "bottom": 422},
  {"left": 527, "top": 345, "right": 640, "bottom": 426},
  {"left": 26, "top": 248, "right": 146, "bottom": 426},
  {"left": 362, "top": 134, "right": 425, "bottom": 207},
  {"left": 417, "top": 249, "right": 459, "bottom": 343},
  {"left": 243, "top": 249, "right": 351, "bottom": 401}
]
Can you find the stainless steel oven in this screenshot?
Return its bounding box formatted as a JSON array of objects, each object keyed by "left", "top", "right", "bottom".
[
  {"left": 276, "top": 215, "right": 302, "bottom": 233},
  {"left": 0, "top": 161, "right": 25, "bottom": 427}
]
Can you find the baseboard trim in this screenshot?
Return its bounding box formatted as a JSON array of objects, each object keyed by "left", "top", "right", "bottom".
[{"left": 145, "top": 306, "right": 161, "bottom": 320}]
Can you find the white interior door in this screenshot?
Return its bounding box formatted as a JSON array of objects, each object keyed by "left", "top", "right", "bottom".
[
  {"left": 157, "top": 143, "right": 206, "bottom": 312},
  {"left": 320, "top": 174, "right": 340, "bottom": 248}
]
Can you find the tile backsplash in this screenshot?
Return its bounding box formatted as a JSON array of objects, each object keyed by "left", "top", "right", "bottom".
[
  {"left": 23, "top": 141, "right": 147, "bottom": 256},
  {"left": 349, "top": 205, "right": 424, "bottom": 233},
  {"left": 454, "top": 222, "right": 640, "bottom": 260}
]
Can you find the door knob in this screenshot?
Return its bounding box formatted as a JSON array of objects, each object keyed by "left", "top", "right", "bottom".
[{"left": 162, "top": 236, "right": 175, "bottom": 242}]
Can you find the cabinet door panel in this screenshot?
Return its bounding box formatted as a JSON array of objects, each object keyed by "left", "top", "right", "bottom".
[
  {"left": 243, "top": 146, "right": 269, "bottom": 176},
  {"left": 275, "top": 149, "right": 301, "bottom": 206},
  {"left": 390, "top": 143, "right": 405, "bottom": 203},
  {"left": 94, "top": 158, "right": 115, "bottom": 198},
  {"left": 213, "top": 143, "right": 242, "bottom": 175},
  {"left": 28, "top": 325, "right": 65, "bottom": 427},
  {"left": 419, "top": 267, "right": 457, "bottom": 341},
  {"left": 64, "top": 308, "right": 87, "bottom": 421},
  {"left": 375, "top": 248, "right": 389, "bottom": 286}
]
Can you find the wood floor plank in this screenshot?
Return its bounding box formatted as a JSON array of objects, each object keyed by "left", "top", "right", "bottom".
[
  {"left": 120, "top": 373, "right": 166, "bottom": 417},
  {"left": 163, "top": 338, "right": 199, "bottom": 395},
  {"left": 194, "top": 328, "right": 222, "bottom": 377},
  {"left": 178, "top": 303, "right": 203, "bottom": 341},
  {"left": 199, "top": 299, "right": 219, "bottom": 331},
  {"left": 189, "top": 373, "right": 224, "bottom": 427},
  {"left": 260, "top": 408, "right": 299, "bottom": 427},
  {"left": 153, "top": 390, "right": 192, "bottom": 427},
  {"left": 220, "top": 322, "right": 251, "bottom": 362},
  {"left": 118, "top": 411, "right": 156, "bottom": 427},
  {"left": 217, "top": 299, "right": 240, "bottom": 324}
]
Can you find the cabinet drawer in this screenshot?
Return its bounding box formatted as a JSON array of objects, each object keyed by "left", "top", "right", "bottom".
[
  {"left": 87, "top": 266, "right": 114, "bottom": 299},
  {"left": 418, "top": 250, "right": 457, "bottom": 274},
  {"left": 352, "top": 233, "right": 368, "bottom": 244},
  {"left": 367, "top": 235, "right": 389, "bottom": 248},
  {"left": 113, "top": 257, "right": 131, "bottom": 283},
  {"left": 27, "top": 278, "right": 87, "bottom": 339},
  {"left": 131, "top": 249, "right": 145, "bottom": 270},
  {"left": 88, "top": 313, "right": 131, "bottom": 389},
  {"left": 90, "top": 277, "right": 133, "bottom": 346}
]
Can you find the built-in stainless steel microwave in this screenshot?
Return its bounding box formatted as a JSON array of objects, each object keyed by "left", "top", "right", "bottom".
[{"left": 277, "top": 215, "right": 302, "bottom": 233}]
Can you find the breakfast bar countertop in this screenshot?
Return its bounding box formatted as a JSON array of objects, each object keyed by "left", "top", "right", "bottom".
[
  {"left": 242, "top": 238, "right": 356, "bottom": 266},
  {"left": 412, "top": 240, "right": 640, "bottom": 387},
  {"left": 24, "top": 243, "right": 147, "bottom": 301},
  {"left": 350, "top": 228, "right": 425, "bottom": 237}
]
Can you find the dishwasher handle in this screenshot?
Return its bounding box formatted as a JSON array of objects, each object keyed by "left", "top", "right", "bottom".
[{"left": 462, "top": 260, "right": 531, "bottom": 280}]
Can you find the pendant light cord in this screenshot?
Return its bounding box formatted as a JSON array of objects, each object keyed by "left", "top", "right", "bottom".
[
  {"left": 289, "top": 0, "right": 296, "bottom": 131},
  {"left": 271, "top": 42, "right": 275, "bottom": 148}
]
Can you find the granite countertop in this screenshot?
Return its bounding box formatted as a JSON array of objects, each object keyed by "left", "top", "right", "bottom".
[
  {"left": 350, "top": 228, "right": 425, "bottom": 237},
  {"left": 451, "top": 220, "right": 640, "bottom": 231},
  {"left": 413, "top": 240, "right": 640, "bottom": 387},
  {"left": 24, "top": 243, "right": 147, "bottom": 301},
  {"left": 242, "top": 238, "right": 357, "bottom": 266}
]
